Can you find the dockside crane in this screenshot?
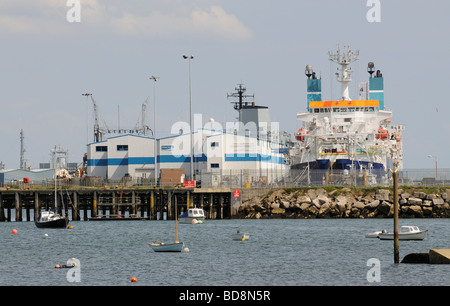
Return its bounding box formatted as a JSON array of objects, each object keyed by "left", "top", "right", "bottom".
[
  {"left": 134, "top": 96, "right": 151, "bottom": 135},
  {"left": 90, "top": 95, "right": 109, "bottom": 142}
]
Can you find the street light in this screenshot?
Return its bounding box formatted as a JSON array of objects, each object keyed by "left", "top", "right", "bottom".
[
  {"left": 150, "top": 76, "right": 159, "bottom": 187},
  {"left": 427, "top": 154, "right": 438, "bottom": 182},
  {"left": 183, "top": 55, "right": 194, "bottom": 180},
  {"left": 82, "top": 93, "right": 92, "bottom": 146}
]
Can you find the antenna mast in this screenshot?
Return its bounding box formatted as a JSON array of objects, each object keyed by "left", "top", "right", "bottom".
[
  {"left": 227, "top": 84, "right": 254, "bottom": 120},
  {"left": 328, "top": 44, "right": 359, "bottom": 100}
]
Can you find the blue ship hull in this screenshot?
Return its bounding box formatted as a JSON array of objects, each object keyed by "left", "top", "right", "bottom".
[{"left": 291, "top": 159, "right": 384, "bottom": 170}]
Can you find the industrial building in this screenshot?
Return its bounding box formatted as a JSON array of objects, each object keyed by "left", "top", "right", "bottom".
[
  {"left": 85, "top": 84, "right": 292, "bottom": 186},
  {"left": 87, "top": 127, "right": 289, "bottom": 186}
]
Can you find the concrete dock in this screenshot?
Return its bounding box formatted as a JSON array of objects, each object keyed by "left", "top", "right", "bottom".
[
  {"left": 429, "top": 249, "right": 450, "bottom": 264},
  {"left": 401, "top": 249, "right": 450, "bottom": 264}
]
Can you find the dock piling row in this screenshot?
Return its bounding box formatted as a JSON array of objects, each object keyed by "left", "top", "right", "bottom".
[{"left": 0, "top": 188, "right": 238, "bottom": 222}]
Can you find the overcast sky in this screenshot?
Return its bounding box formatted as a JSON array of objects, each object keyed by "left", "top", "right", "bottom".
[{"left": 1, "top": 0, "right": 449, "bottom": 170}]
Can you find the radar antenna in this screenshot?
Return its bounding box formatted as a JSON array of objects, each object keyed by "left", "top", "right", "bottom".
[
  {"left": 328, "top": 44, "right": 359, "bottom": 100},
  {"left": 227, "top": 84, "right": 254, "bottom": 111}
]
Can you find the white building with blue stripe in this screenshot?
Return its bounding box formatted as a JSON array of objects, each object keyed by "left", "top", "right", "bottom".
[{"left": 87, "top": 128, "right": 289, "bottom": 185}]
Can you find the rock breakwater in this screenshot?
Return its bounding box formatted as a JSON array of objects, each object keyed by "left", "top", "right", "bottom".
[{"left": 238, "top": 187, "right": 450, "bottom": 219}]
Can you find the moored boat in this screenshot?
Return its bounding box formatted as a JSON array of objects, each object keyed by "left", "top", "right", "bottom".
[
  {"left": 365, "top": 229, "right": 387, "bottom": 238},
  {"left": 35, "top": 210, "right": 68, "bottom": 228},
  {"left": 148, "top": 241, "right": 185, "bottom": 252},
  {"left": 179, "top": 207, "right": 205, "bottom": 224},
  {"left": 149, "top": 195, "right": 188, "bottom": 253},
  {"left": 378, "top": 226, "right": 427, "bottom": 240},
  {"left": 290, "top": 44, "right": 404, "bottom": 186},
  {"left": 232, "top": 229, "right": 250, "bottom": 241}
]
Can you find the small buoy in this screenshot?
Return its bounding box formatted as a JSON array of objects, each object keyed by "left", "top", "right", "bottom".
[
  {"left": 130, "top": 277, "right": 137, "bottom": 283},
  {"left": 55, "top": 264, "right": 61, "bottom": 269},
  {"left": 11, "top": 229, "right": 17, "bottom": 234},
  {"left": 183, "top": 247, "right": 190, "bottom": 253},
  {"left": 67, "top": 225, "right": 73, "bottom": 229},
  {"left": 241, "top": 238, "right": 245, "bottom": 241},
  {"left": 44, "top": 233, "right": 48, "bottom": 237},
  {"left": 191, "top": 219, "right": 198, "bottom": 224}
]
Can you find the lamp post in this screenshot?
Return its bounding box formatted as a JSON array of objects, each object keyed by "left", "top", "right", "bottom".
[
  {"left": 82, "top": 93, "right": 92, "bottom": 146},
  {"left": 427, "top": 154, "right": 438, "bottom": 182},
  {"left": 183, "top": 55, "right": 194, "bottom": 180},
  {"left": 150, "top": 76, "right": 159, "bottom": 187}
]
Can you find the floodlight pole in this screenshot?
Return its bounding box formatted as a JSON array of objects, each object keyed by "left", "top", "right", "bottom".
[{"left": 183, "top": 55, "right": 194, "bottom": 181}]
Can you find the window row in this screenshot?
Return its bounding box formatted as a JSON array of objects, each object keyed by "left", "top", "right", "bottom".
[
  {"left": 311, "top": 107, "right": 376, "bottom": 113},
  {"left": 96, "top": 145, "right": 128, "bottom": 152}
]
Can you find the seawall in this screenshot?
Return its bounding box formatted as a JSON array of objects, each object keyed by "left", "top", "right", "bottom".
[{"left": 238, "top": 187, "right": 450, "bottom": 219}]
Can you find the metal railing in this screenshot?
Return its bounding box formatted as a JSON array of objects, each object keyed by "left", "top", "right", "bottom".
[{"left": 3, "top": 168, "right": 450, "bottom": 189}]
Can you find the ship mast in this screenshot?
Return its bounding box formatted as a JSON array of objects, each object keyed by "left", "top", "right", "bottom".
[
  {"left": 328, "top": 44, "right": 359, "bottom": 101},
  {"left": 227, "top": 84, "right": 254, "bottom": 122}
]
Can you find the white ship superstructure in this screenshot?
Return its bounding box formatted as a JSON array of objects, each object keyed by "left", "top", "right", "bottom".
[{"left": 291, "top": 45, "right": 404, "bottom": 182}]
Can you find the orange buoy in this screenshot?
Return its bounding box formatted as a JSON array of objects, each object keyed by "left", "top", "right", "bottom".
[
  {"left": 12, "top": 229, "right": 17, "bottom": 234},
  {"left": 130, "top": 277, "right": 137, "bottom": 283}
]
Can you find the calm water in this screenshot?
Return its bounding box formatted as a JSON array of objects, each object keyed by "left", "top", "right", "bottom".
[{"left": 1, "top": 218, "right": 449, "bottom": 286}]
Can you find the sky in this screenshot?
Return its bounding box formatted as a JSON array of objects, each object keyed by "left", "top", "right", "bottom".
[{"left": 0, "top": 0, "right": 449, "bottom": 170}]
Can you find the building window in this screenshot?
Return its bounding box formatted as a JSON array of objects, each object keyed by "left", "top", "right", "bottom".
[
  {"left": 211, "top": 142, "right": 219, "bottom": 148},
  {"left": 210, "top": 163, "right": 220, "bottom": 169},
  {"left": 117, "top": 145, "right": 128, "bottom": 151},
  {"left": 96, "top": 146, "right": 107, "bottom": 152}
]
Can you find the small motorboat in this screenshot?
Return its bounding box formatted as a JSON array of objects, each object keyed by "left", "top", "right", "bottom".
[
  {"left": 232, "top": 229, "right": 250, "bottom": 241},
  {"left": 365, "top": 229, "right": 387, "bottom": 238},
  {"left": 178, "top": 207, "right": 205, "bottom": 224},
  {"left": 148, "top": 241, "right": 186, "bottom": 252},
  {"left": 378, "top": 226, "right": 428, "bottom": 240},
  {"left": 35, "top": 210, "right": 69, "bottom": 228}
]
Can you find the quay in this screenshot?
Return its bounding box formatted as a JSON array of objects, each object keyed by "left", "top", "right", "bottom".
[{"left": 0, "top": 187, "right": 241, "bottom": 222}]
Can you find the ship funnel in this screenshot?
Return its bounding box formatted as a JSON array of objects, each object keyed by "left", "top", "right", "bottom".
[{"left": 306, "top": 65, "right": 321, "bottom": 111}]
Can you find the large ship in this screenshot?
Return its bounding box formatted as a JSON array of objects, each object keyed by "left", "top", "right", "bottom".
[{"left": 290, "top": 45, "right": 404, "bottom": 185}]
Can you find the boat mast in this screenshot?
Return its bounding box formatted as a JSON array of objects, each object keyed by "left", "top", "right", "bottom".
[
  {"left": 54, "top": 145, "right": 57, "bottom": 211},
  {"left": 328, "top": 44, "right": 359, "bottom": 101}
]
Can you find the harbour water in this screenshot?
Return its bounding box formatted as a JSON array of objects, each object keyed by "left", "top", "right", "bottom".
[{"left": 1, "top": 218, "right": 449, "bottom": 286}]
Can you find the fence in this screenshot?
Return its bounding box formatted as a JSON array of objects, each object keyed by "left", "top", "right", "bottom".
[{"left": 3, "top": 168, "right": 450, "bottom": 189}]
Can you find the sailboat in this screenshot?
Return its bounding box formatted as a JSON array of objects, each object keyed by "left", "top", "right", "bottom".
[
  {"left": 149, "top": 195, "right": 185, "bottom": 252},
  {"left": 35, "top": 170, "right": 69, "bottom": 228}
]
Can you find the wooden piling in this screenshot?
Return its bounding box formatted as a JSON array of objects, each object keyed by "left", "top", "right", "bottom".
[
  {"left": 393, "top": 171, "right": 399, "bottom": 264},
  {"left": 15, "top": 192, "right": 21, "bottom": 222},
  {"left": 0, "top": 193, "right": 4, "bottom": 221},
  {"left": 150, "top": 191, "right": 154, "bottom": 220},
  {"left": 93, "top": 191, "right": 97, "bottom": 217},
  {"left": 34, "top": 192, "right": 39, "bottom": 219},
  {"left": 73, "top": 191, "right": 79, "bottom": 221}
]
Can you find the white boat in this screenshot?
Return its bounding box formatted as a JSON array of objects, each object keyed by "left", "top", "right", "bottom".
[
  {"left": 365, "top": 229, "right": 387, "bottom": 238},
  {"left": 232, "top": 229, "right": 250, "bottom": 241},
  {"left": 378, "top": 226, "right": 428, "bottom": 240},
  {"left": 149, "top": 241, "right": 185, "bottom": 252},
  {"left": 178, "top": 207, "right": 205, "bottom": 224},
  {"left": 149, "top": 195, "right": 187, "bottom": 252}
]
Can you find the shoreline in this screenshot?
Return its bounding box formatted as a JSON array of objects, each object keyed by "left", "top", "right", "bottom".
[{"left": 237, "top": 187, "right": 450, "bottom": 219}]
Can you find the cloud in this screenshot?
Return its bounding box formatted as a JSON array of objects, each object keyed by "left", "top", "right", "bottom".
[{"left": 0, "top": 0, "right": 252, "bottom": 41}]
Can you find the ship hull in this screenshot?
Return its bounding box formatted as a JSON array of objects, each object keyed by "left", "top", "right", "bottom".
[{"left": 291, "top": 159, "right": 384, "bottom": 170}]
